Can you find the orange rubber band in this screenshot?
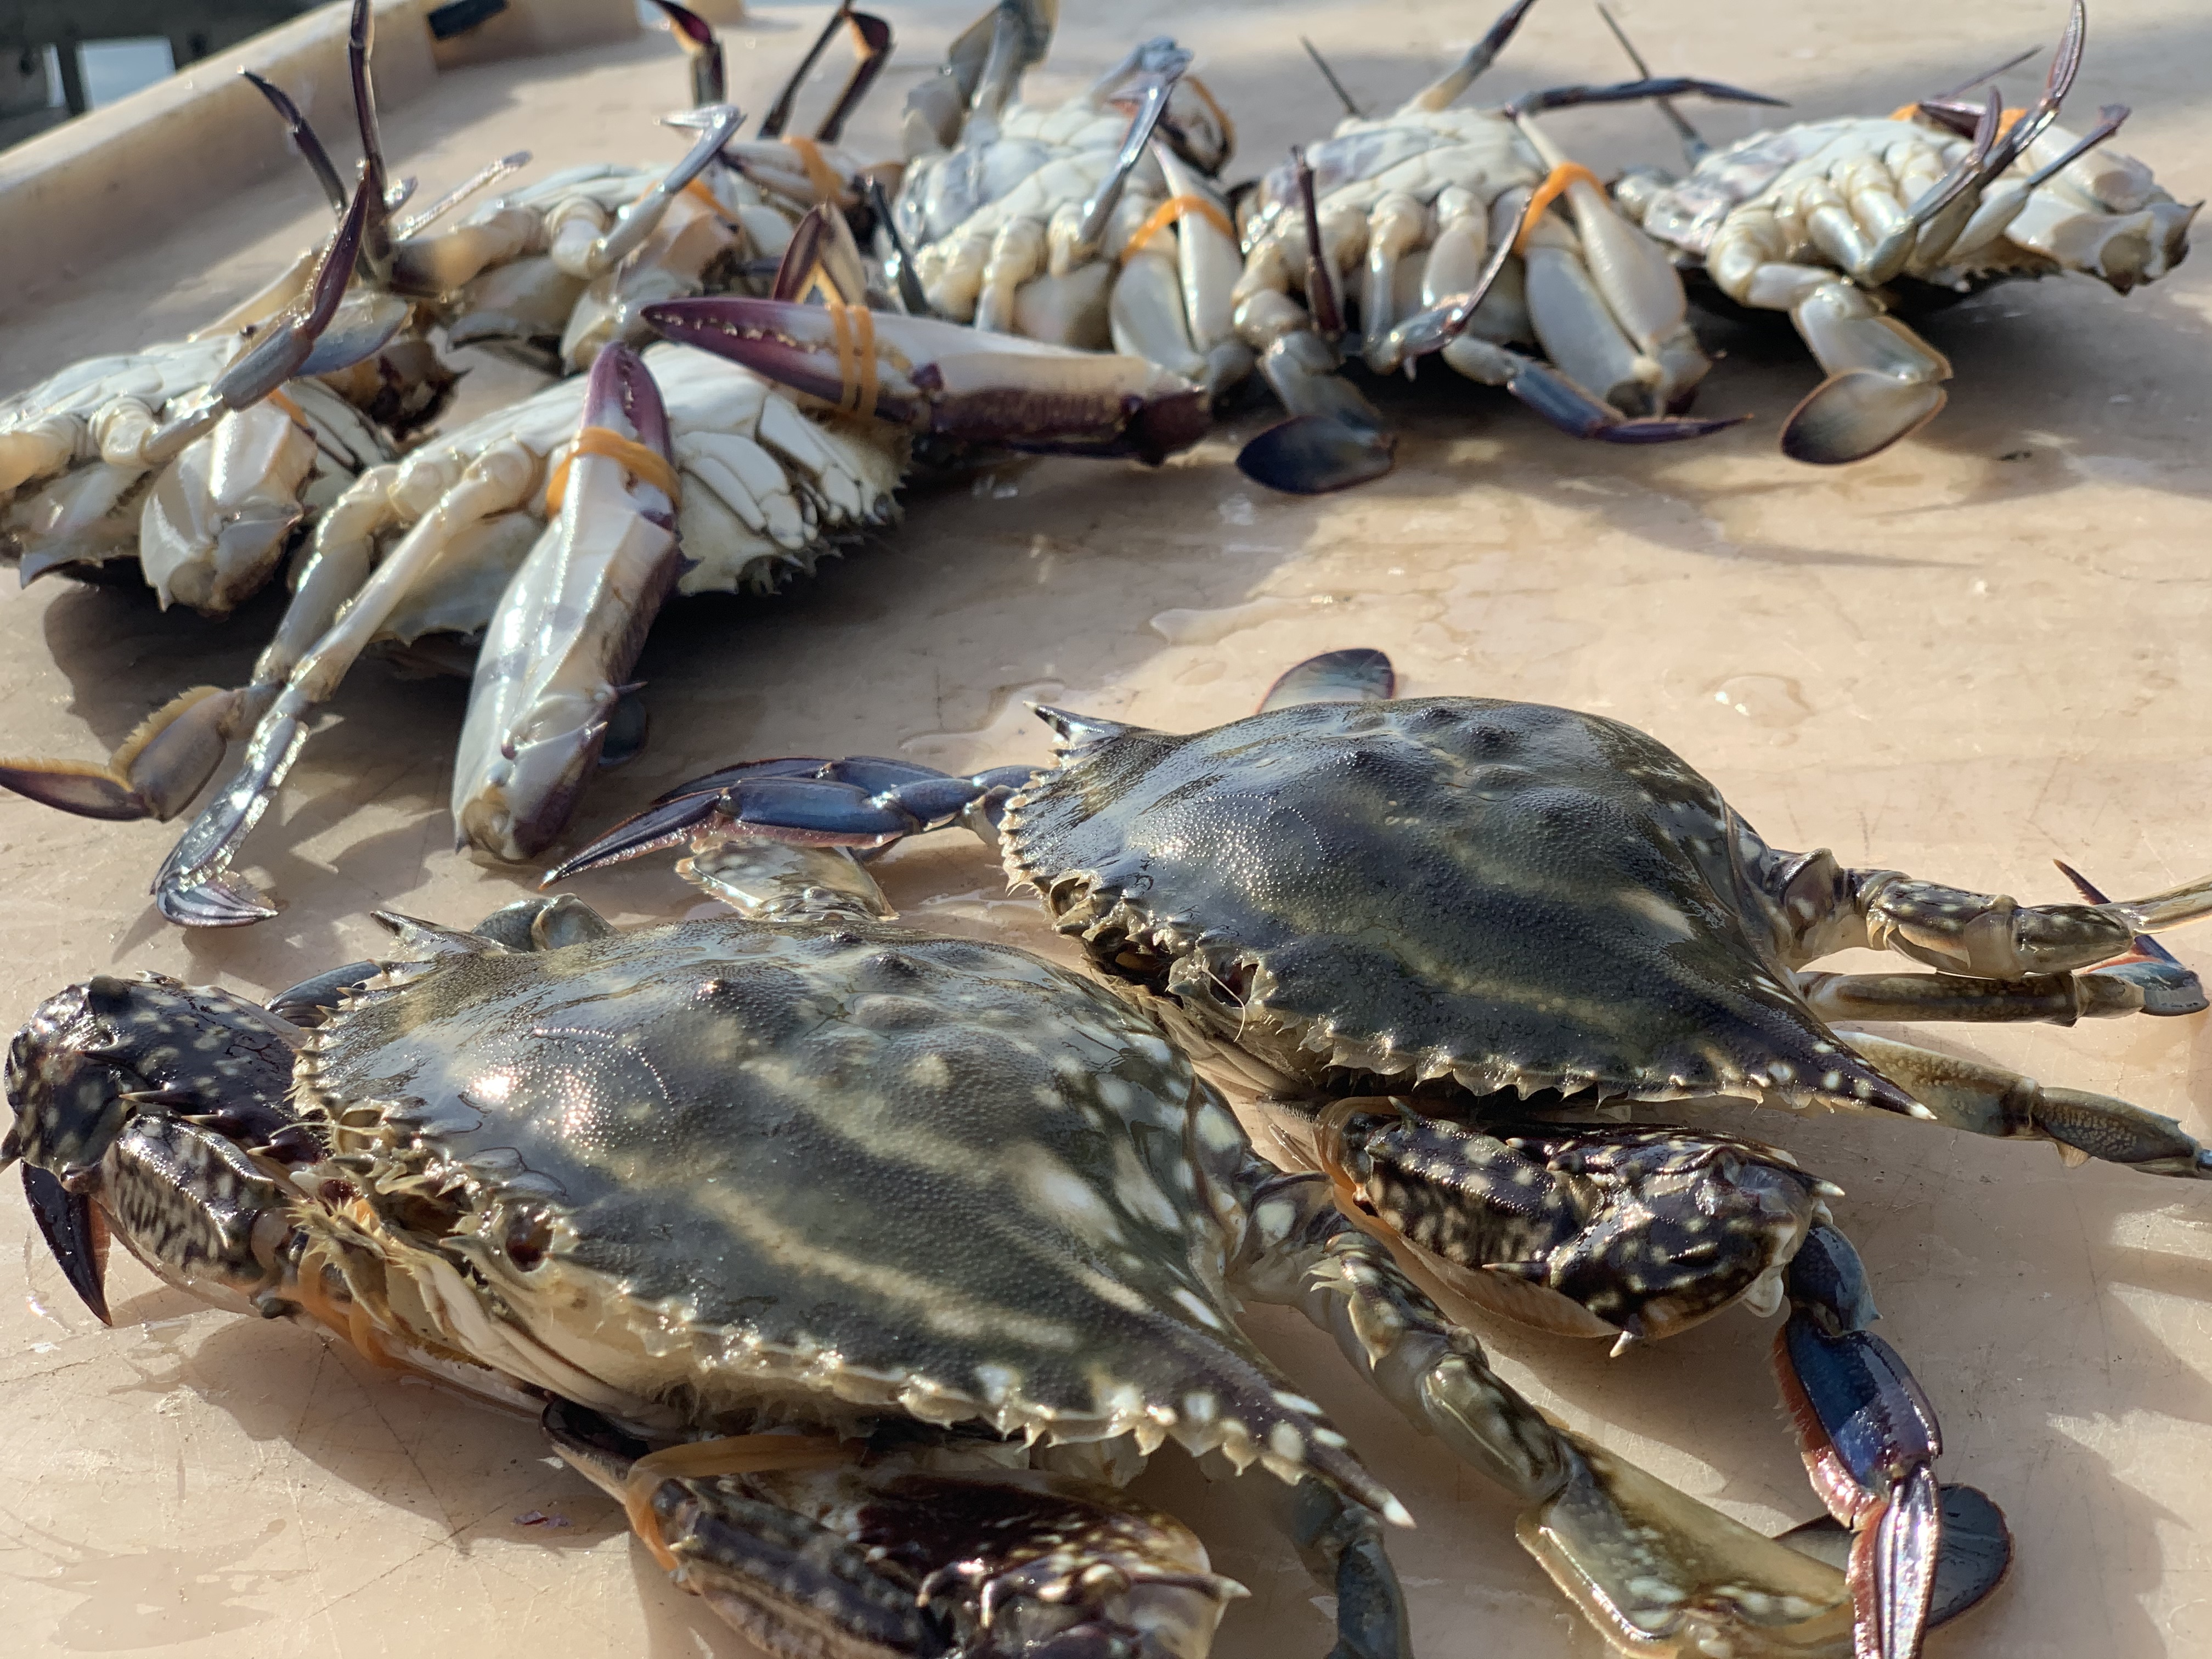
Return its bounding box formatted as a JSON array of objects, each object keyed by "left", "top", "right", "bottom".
[
  {"left": 1182, "top": 75, "right": 1236, "bottom": 160},
  {"left": 265, "top": 387, "right": 312, "bottom": 432},
  {"left": 1513, "top": 161, "right": 1603, "bottom": 257},
  {"left": 824, "top": 297, "right": 879, "bottom": 420},
  {"left": 544, "top": 425, "right": 682, "bottom": 515},
  {"left": 1892, "top": 101, "right": 2028, "bottom": 134},
  {"left": 1119, "top": 193, "right": 1238, "bottom": 263},
  {"left": 782, "top": 136, "right": 856, "bottom": 206}
]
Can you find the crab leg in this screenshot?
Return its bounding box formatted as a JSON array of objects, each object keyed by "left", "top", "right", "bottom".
[
  {"left": 1797, "top": 957, "right": 2204, "bottom": 1023},
  {"left": 1307, "top": 1110, "right": 1838, "bottom": 1351},
  {"left": 548, "top": 1401, "right": 1245, "bottom": 1659},
  {"left": 1763, "top": 847, "right": 2212, "bottom": 978},
  {"left": 1231, "top": 1165, "right": 1870, "bottom": 1657},
  {"left": 644, "top": 296, "right": 1209, "bottom": 462},
  {"left": 1402, "top": 0, "right": 1540, "bottom": 112},
  {"left": 153, "top": 436, "right": 543, "bottom": 925},
  {"left": 1837, "top": 1030, "right": 2212, "bottom": 1178},
  {"left": 1772, "top": 1226, "right": 1948, "bottom": 1659},
  {"left": 0, "top": 185, "right": 400, "bottom": 823},
  {"left": 2, "top": 974, "right": 307, "bottom": 1322},
  {"left": 452, "top": 346, "right": 685, "bottom": 864}
]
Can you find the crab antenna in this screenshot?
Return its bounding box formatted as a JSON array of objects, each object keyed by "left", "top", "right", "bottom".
[
  {"left": 1593, "top": 4, "right": 1707, "bottom": 161},
  {"left": 1300, "top": 37, "right": 1362, "bottom": 118},
  {"left": 1931, "top": 42, "right": 2042, "bottom": 100},
  {"left": 241, "top": 70, "right": 348, "bottom": 213}
]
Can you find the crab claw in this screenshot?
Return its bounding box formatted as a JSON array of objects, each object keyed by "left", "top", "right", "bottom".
[
  {"left": 145, "top": 174, "right": 398, "bottom": 467},
  {"left": 546, "top": 755, "right": 1035, "bottom": 883},
  {"left": 0, "top": 686, "right": 249, "bottom": 822},
  {"left": 1774, "top": 1226, "right": 1943, "bottom": 1659},
  {"left": 1781, "top": 1483, "right": 2012, "bottom": 1635},
  {"left": 643, "top": 297, "right": 1209, "bottom": 464},
  {"left": 2052, "top": 859, "right": 2208, "bottom": 1016},
  {"left": 452, "top": 344, "right": 685, "bottom": 864},
  {"left": 651, "top": 0, "right": 727, "bottom": 109},
  {"left": 18, "top": 1163, "right": 112, "bottom": 1324}
]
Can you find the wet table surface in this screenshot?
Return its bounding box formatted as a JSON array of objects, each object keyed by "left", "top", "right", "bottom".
[{"left": 0, "top": 0, "right": 2207, "bottom": 1654}]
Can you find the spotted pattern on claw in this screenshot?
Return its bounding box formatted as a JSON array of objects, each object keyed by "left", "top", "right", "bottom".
[
  {"left": 1002, "top": 698, "right": 1915, "bottom": 1114},
  {"left": 1331, "top": 1116, "right": 1829, "bottom": 1341}
]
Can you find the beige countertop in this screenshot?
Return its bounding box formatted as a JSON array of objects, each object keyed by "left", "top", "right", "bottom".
[{"left": 0, "top": 1, "right": 2207, "bottom": 1654}]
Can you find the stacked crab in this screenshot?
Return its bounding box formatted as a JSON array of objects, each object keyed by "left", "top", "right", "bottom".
[{"left": 0, "top": 0, "right": 1207, "bottom": 924}]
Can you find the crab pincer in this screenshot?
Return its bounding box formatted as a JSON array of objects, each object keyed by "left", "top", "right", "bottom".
[
  {"left": 1773, "top": 1227, "right": 1945, "bottom": 1659},
  {"left": 644, "top": 296, "right": 1210, "bottom": 464},
  {"left": 451, "top": 344, "right": 685, "bottom": 863}
]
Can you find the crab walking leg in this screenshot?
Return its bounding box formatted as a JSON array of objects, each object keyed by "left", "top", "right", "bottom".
[
  {"left": 1797, "top": 960, "right": 2205, "bottom": 1024},
  {"left": 452, "top": 345, "right": 684, "bottom": 863},
  {"left": 1837, "top": 1030, "right": 2212, "bottom": 1178},
  {"left": 1227, "top": 1167, "right": 1865, "bottom": 1656},
  {"left": 1762, "top": 848, "right": 2212, "bottom": 979},
  {"left": 153, "top": 440, "right": 543, "bottom": 926},
  {"left": 549, "top": 1403, "right": 1245, "bottom": 1659}
]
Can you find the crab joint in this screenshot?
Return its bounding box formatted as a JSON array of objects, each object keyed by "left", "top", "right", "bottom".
[
  {"left": 824, "top": 297, "right": 880, "bottom": 420},
  {"left": 1121, "top": 194, "right": 1239, "bottom": 264},
  {"left": 1513, "top": 162, "right": 1604, "bottom": 257},
  {"left": 623, "top": 1434, "right": 857, "bottom": 1568},
  {"left": 544, "top": 427, "right": 684, "bottom": 515}
]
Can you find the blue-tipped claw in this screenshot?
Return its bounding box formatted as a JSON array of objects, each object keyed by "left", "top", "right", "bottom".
[
  {"left": 1771, "top": 1223, "right": 1946, "bottom": 1659},
  {"left": 1781, "top": 1485, "right": 2008, "bottom": 1633},
  {"left": 549, "top": 755, "right": 1035, "bottom": 886},
  {"left": 2055, "top": 859, "right": 2206, "bottom": 1014}
]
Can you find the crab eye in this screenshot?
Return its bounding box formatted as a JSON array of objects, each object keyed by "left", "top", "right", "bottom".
[{"left": 504, "top": 1210, "right": 553, "bottom": 1272}]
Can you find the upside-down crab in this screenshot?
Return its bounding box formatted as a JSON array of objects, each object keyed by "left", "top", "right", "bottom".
[
  {"left": 1223, "top": 0, "right": 1780, "bottom": 493},
  {"left": 1604, "top": 0, "right": 2197, "bottom": 462},
  {"left": 2, "top": 840, "right": 2006, "bottom": 1659},
  {"left": 558, "top": 646, "right": 2212, "bottom": 1657},
  {"left": 886, "top": 2, "right": 1248, "bottom": 396}
]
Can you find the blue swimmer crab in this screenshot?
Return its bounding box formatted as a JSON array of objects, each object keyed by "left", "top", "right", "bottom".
[
  {"left": 558, "top": 647, "right": 2212, "bottom": 1658},
  {"left": 1603, "top": 0, "right": 2198, "bottom": 462},
  {"left": 1224, "top": 0, "right": 1780, "bottom": 493},
  {"left": 2, "top": 839, "right": 2001, "bottom": 1659}
]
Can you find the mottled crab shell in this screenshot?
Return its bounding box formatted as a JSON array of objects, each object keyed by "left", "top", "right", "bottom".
[
  {"left": 1001, "top": 699, "right": 1914, "bottom": 1116},
  {"left": 296, "top": 915, "right": 1378, "bottom": 1501}
]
